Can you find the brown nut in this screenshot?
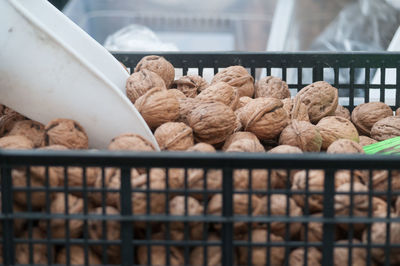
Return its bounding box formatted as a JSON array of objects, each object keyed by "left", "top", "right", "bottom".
[
  {"left": 295, "top": 81, "right": 338, "bottom": 123},
  {"left": 316, "top": 116, "right": 359, "bottom": 150},
  {"left": 255, "top": 76, "right": 290, "bottom": 99},
  {"left": 291, "top": 170, "right": 325, "bottom": 213},
  {"left": 396, "top": 107, "right": 400, "bottom": 116},
  {"left": 239, "top": 97, "right": 289, "bottom": 141},
  {"left": 89, "top": 206, "right": 121, "bottom": 262},
  {"left": 359, "top": 135, "right": 378, "bottom": 146},
  {"left": 351, "top": 102, "right": 393, "bottom": 136},
  {"left": 196, "top": 81, "right": 239, "bottom": 110},
  {"left": 211, "top": 66, "right": 254, "bottom": 98},
  {"left": 226, "top": 138, "right": 265, "bottom": 153},
  {"left": 135, "top": 87, "right": 180, "bottom": 129},
  {"left": 334, "top": 239, "right": 366, "bottom": 266},
  {"left": 299, "top": 213, "right": 323, "bottom": 242},
  {"left": 289, "top": 247, "right": 322, "bottom": 266},
  {"left": 39, "top": 193, "right": 83, "bottom": 239},
  {"left": 134, "top": 55, "right": 175, "bottom": 88},
  {"left": 172, "top": 75, "right": 209, "bottom": 98},
  {"left": 0, "top": 110, "right": 25, "bottom": 136},
  {"left": 237, "top": 96, "right": 252, "bottom": 109},
  {"left": 327, "top": 139, "right": 364, "bottom": 154},
  {"left": 187, "top": 101, "right": 237, "bottom": 145},
  {"left": 187, "top": 142, "right": 216, "bottom": 152},
  {"left": 187, "top": 168, "right": 222, "bottom": 200},
  {"left": 56, "top": 246, "right": 102, "bottom": 265},
  {"left": 233, "top": 169, "right": 270, "bottom": 191},
  {"left": 371, "top": 116, "right": 400, "bottom": 141},
  {"left": 222, "top": 131, "right": 259, "bottom": 151},
  {"left": 362, "top": 170, "right": 400, "bottom": 201},
  {"left": 15, "top": 228, "right": 50, "bottom": 265},
  {"left": 282, "top": 97, "right": 310, "bottom": 122},
  {"left": 7, "top": 120, "right": 45, "bottom": 147},
  {"left": 189, "top": 234, "right": 222, "bottom": 266},
  {"left": 177, "top": 97, "right": 202, "bottom": 124},
  {"left": 268, "top": 145, "right": 303, "bottom": 187},
  {"left": 279, "top": 120, "right": 322, "bottom": 152},
  {"left": 126, "top": 69, "right": 166, "bottom": 103},
  {"left": 335, "top": 105, "right": 351, "bottom": 120},
  {"left": 154, "top": 122, "right": 194, "bottom": 151},
  {"left": 108, "top": 133, "right": 155, "bottom": 152},
  {"left": 168, "top": 89, "right": 186, "bottom": 100},
  {"left": 238, "top": 229, "right": 285, "bottom": 266},
  {"left": 45, "top": 119, "right": 88, "bottom": 149},
  {"left": 0, "top": 135, "right": 34, "bottom": 149}
]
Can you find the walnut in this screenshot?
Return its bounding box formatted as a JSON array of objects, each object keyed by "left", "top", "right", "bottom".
[
  {"left": 45, "top": 118, "right": 88, "bottom": 149},
  {"left": 177, "top": 97, "right": 201, "bottom": 124},
  {"left": 233, "top": 169, "right": 270, "bottom": 191},
  {"left": 327, "top": 139, "right": 364, "bottom": 154},
  {"left": 7, "top": 120, "right": 45, "bottom": 147},
  {"left": 222, "top": 132, "right": 259, "bottom": 151},
  {"left": 351, "top": 102, "right": 393, "bottom": 136},
  {"left": 359, "top": 135, "right": 377, "bottom": 146},
  {"left": 108, "top": 133, "right": 155, "bottom": 151},
  {"left": 255, "top": 195, "right": 303, "bottom": 238},
  {"left": 189, "top": 234, "right": 222, "bottom": 266},
  {"left": 187, "top": 101, "right": 237, "bottom": 144},
  {"left": 239, "top": 97, "right": 289, "bottom": 141},
  {"left": 362, "top": 170, "right": 400, "bottom": 201},
  {"left": 39, "top": 193, "right": 83, "bottom": 238},
  {"left": 126, "top": 69, "right": 166, "bottom": 103},
  {"left": 89, "top": 206, "right": 121, "bottom": 264},
  {"left": 187, "top": 168, "right": 222, "bottom": 200},
  {"left": 397, "top": 108, "right": 400, "bottom": 116},
  {"left": 316, "top": 116, "right": 359, "bottom": 150},
  {"left": 255, "top": 75, "right": 291, "bottom": 99},
  {"left": 334, "top": 170, "right": 366, "bottom": 187},
  {"left": 196, "top": 82, "right": 239, "bottom": 110},
  {"left": 15, "top": 228, "right": 50, "bottom": 265},
  {"left": 60, "top": 167, "right": 101, "bottom": 196},
  {"left": 282, "top": 98, "right": 310, "bottom": 122},
  {"left": 370, "top": 116, "right": 400, "bottom": 141},
  {"left": 135, "top": 87, "right": 180, "bottom": 129},
  {"left": 226, "top": 138, "right": 265, "bottom": 152},
  {"left": 279, "top": 120, "right": 322, "bottom": 152},
  {"left": 299, "top": 213, "right": 323, "bottom": 242},
  {"left": 238, "top": 229, "right": 285, "bottom": 266},
  {"left": 334, "top": 239, "right": 366, "bottom": 266},
  {"left": 134, "top": 55, "right": 175, "bottom": 88},
  {"left": 0, "top": 135, "right": 33, "bottom": 149},
  {"left": 168, "top": 89, "right": 186, "bottom": 100},
  {"left": 56, "top": 246, "right": 102, "bottom": 265},
  {"left": 237, "top": 96, "right": 252, "bottom": 109},
  {"left": 335, "top": 105, "right": 351, "bottom": 120},
  {"left": 0, "top": 110, "right": 25, "bottom": 136},
  {"left": 291, "top": 170, "right": 325, "bottom": 213},
  {"left": 172, "top": 75, "right": 209, "bottom": 97},
  {"left": 187, "top": 142, "right": 216, "bottom": 152},
  {"left": 268, "top": 145, "right": 303, "bottom": 187},
  {"left": 211, "top": 66, "right": 254, "bottom": 97},
  {"left": 154, "top": 122, "right": 194, "bottom": 151},
  {"left": 295, "top": 81, "right": 338, "bottom": 123},
  {"left": 167, "top": 196, "right": 204, "bottom": 240},
  {"left": 289, "top": 247, "right": 322, "bottom": 266}
]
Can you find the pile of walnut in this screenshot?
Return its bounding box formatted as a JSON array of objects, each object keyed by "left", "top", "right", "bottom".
[{"left": 1, "top": 55, "right": 400, "bottom": 265}]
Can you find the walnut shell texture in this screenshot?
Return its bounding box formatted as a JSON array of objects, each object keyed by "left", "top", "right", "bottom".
[
  {"left": 282, "top": 98, "right": 310, "bottom": 122},
  {"left": 334, "top": 239, "right": 366, "bottom": 266},
  {"left": 45, "top": 118, "right": 88, "bottom": 149},
  {"left": 15, "top": 228, "right": 49, "bottom": 265},
  {"left": 371, "top": 116, "right": 400, "bottom": 141},
  {"left": 196, "top": 81, "right": 239, "bottom": 110},
  {"left": 237, "top": 96, "right": 252, "bottom": 109},
  {"left": 135, "top": 87, "right": 180, "bottom": 129},
  {"left": 359, "top": 135, "right": 377, "bottom": 146},
  {"left": 56, "top": 246, "right": 102, "bottom": 265},
  {"left": 255, "top": 76, "right": 290, "bottom": 99},
  {"left": 226, "top": 138, "right": 265, "bottom": 153},
  {"left": 351, "top": 102, "right": 393, "bottom": 136},
  {"left": 7, "top": 120, "right": 45, "bottom": 147},
  {"left": 289, "top": 247, "right": 322, "bottom": 266},
  {"left": 154, "top": 122, "right": 194, "bottom": 151},
  {"left": 268, "top": 145, "right": 303, "bottom": 187},
  {"left": 168, "top": 89, "right": 186, "bottom": 100},
  {"left": 299, "top": 213, "right": 323, "bottom": 242},
  {"left": 134, "top": 55, "right": 175, "bottom": 88},
  {"left": 316, "top": 116, "right": 359, "bottom": 150},
  {"left": 327, "top": 139, "right": 364, "bottom": 154},
  {"left": 172, "top": 75, "right": 209, "bottom": 97},
  {"left": 279, "top": 120, "right": 322, "bottom": 152},
  {"left": 0, "top": 135, "right": 33, "bottom": 149},
  {"left": 189, "top": 234, "right": 222, "bottom": 266},
  {"left": 0, "top": 110, "right": 25, "bottom": 136},
  {"left": 126, "top": 69, "right": 166, "bottom": 103},
  {"left": 222, "top": 131, "right": 259, "bottom": 151},
  {"left": 211, "top": 66, "right": 254, "bottom": 97},
  {"left": 233, "top": 169, "right": 270, "bottom": 191},
  {"left": 335, "top": 105, "right": 351, "bottom": 120},
  {"left": 108, "top": 133, "right": 155, "bottom": 151},
  {"left": 292, "top": 170, "right": 325, "bottom": 213},
  {"left": 187, "top": 142, "right": 216, "bottom": 152},
  {"left": 177, "top": 97, "right": 201, "bottom": 124}
]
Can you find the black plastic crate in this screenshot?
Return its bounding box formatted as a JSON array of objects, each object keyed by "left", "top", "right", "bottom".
[{"left": 1, "top": 52, "right": 400, "bottom": 266}]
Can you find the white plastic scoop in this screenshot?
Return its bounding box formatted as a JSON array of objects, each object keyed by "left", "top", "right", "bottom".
[{"left": 0, "top": 0, "right": 159, "bottom": 150}]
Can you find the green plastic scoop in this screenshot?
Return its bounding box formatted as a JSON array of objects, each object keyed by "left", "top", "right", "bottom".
[{"left": 363, "top": 136, "right": 400, "bottom": 155}]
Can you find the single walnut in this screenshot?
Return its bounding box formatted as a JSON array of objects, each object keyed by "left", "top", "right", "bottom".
[
  {"left": 279, "top": 120, "right": 322, "bottom": 152},
  {"left": 359, "top": 135, "right": 377, "bottom": 146},
  {"left": 56, "top": 246, "right": 102, "bottom": 265},
  {"left": 255, "top": 76, "right": 290, "bottom": 99},
  {"left": 187, "top": 142, "right": 216, "bottom": 152},
  {"left": 108, "top": 133, "right": 155, "bottom": 152},
  {"left": 295, "top": 81, "right": 338, "bottom": 123},
  {"left": 211, "top": 66, "right": 254, "bottom": 97},
  {"left": 126, "top": 69, "right": 166, "bottom": 103},
  {"left": 238, "top": 229, "right": 285, "bottom": 266},
  {"left": 168, "top": 89, "right": 186, "bottom": 100},
  {"left": 0, "top": 135, "right": 33, "bottom": 149},
  {"left": 196, "top": 82, "right": 239, "bottom": 110},
  {"left": 187, "top": 101, "right": 237, "bottom": 145},
  {"left": 291, "top": 170, "right": 325, "bottom": 213},
  {"left": 7, "top": 120, "right": 45, "bottom": 147},
  {"left": 0, "top": 110, "right": 26, "bottom": 136},
  {"left": 134, "top": 55, "right": 175, "bottom": 88},
  {"left": 268, "top": 145, "right": 303, "bottom": 187},
  {"left": 237, "top": 96, "right": 252, "bottom": 109},
  {"left": 396, "top": 108, "right": 400, "bottom": 116},
  {"left": 172, "top": 75, "right": 209, "bottom": 98},
  {"left": 222, "top": 132, "right": 259, "bottom": 151},
  {"left": 282, "top": 98, "right": 310, "bottom": 122},
  {"left": 335, "top": 105, "right": 351, "bottom": 120},
  {"left": 371, "top": 116, "right": 400, "bottom": 141},
  {"left": 154, "top": 122, "right": 194, "bottom": 151},
  {"left": 327, "top": 139, "right": 364, "bottom": 154},
  {"left": 351, "top": 102, "right": 393, "bottom": 136},
  {"left": 316, "top": 116, "right": 359, "bottom": 150},
  {"left": 334, "top": 239, "right": 366, "bottom": 266},
  {"left": 45, "top": 119, "right": 88, "bottom": 149},
  {"left": 239, "top": 97, "right": 289, "bottom": 141},
  {"left": 39, "top": 193, "right": 83, "bottom": 238},
  {"left": 289, "top": 247, "right": 322, "bottom": 266},
  {"left": 15, "top": 228, "right": 50, "bottom": 265},
  {"left": 233, "top": 169, "right": 270, "bottom": 192},
  {"left": 177, "top": 97, "right": 202, "bottom": 124},
  {"left": 226, "top": 138, "right": 265, "bottom": 153},
  {"left": 89, "top": 206, "right": 121, "bottom": 263},
  {"left": 167, "top": 196, "right": 204, "bottom": 240},
  {"left": 189, "top": 234, "right": 222, "bottom": 266},
  {"left": 135, "top": 87, "right": 180, "bottom": 129}
]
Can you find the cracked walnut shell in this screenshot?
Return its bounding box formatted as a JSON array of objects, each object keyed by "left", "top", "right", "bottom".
[
  {"left": 371, "top": 116, "right": 400, "bottom": 141},
  {"left": 45, "top": 119, "right": 88, "bottom": 149},
  {"left": 196, "top": 81, "right": 239, "bottom": 110},
  {"left": 211, "top": 66, "right": 254, "bottom": 97},
  {"left": 351, "top": 102, "right": 393, "bottom": 136},
  {"left": 172, "top": 75, "right": 209, "bottom": 98},
  {"left": 316, "top": 116, "right": 359, "bottom": 150},
  {"left": 7, "top": 120, "right": 45, "bottom": 148},
  {"left": 255, "top": 76, "right": 290, "bottom": 99},
  {"left": 134, "top": 55, "right": 175, "bottom": 88},
  {"left": 279, "top": 120, "right": 322, "bottom": 152},
  {"left": 154, "top": 122, "right": 194, "bottom": 151},
  {"left": 126, "top": 69, "right": 166, "bottom": 103}
]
